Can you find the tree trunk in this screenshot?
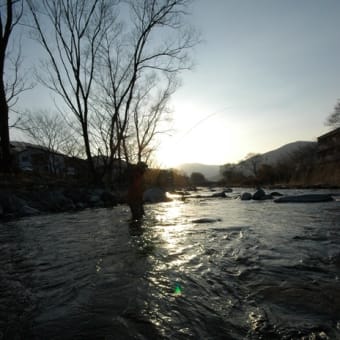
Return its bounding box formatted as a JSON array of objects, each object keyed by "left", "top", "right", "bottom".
[
  {"left": 0, "top": 76, "right": 11, "bottom": 173},
  {"left": 0, "top": 0, "right": 15, "bottom": 173},
  {"left": 82, "top": 122, "right": 98, "bottom": 183}
]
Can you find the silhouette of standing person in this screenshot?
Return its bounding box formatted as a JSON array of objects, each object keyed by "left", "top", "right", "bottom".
[{"left": 127, "top": 162, "right": 148, "bottom": 220}]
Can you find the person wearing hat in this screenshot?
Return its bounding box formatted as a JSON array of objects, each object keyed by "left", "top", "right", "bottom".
[{"left": 127, "top": 162, "right": 148, "bottom": 220}]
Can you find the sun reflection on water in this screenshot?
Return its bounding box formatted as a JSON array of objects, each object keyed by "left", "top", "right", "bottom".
[
  {"left": 154, "top": 200, "right": 183, "bottom": 222},
  {"left": 152, "top": 200, "right": 190, "bottom": 249},
  {"left": 146, "top": 200, "right": 195, "bottom": 298}
]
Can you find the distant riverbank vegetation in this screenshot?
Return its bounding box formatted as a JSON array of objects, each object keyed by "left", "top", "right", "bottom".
[
  {"left": 220, "top": 143, "right": 340, "bottom": 188},
  {"left": 2, "top": 138, "right": 339, "bottom": 194},
  {"left": 1, "top": 142, "right": 339, "bottom": 219}
]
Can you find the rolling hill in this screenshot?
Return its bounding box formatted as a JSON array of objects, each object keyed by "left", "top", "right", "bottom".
[
  {"left": 177, "top": 141, "right": 317, "bottom": 180},
  {"left": 176, "top": 163, "right": 222, "bottom": 181}
]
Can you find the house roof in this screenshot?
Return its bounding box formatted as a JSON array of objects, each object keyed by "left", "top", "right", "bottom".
[
  {"left": 318, "top": 127, "right": 340, "bottom": 141},
  {"left": 92, "top": 155, "right": 128, "bottom": 167},
  {"left": 10, "top": 141, "right": 71, "bottom": 157},
  {"left": 10, "top": 141, "right": 50, "bottom": 153}
]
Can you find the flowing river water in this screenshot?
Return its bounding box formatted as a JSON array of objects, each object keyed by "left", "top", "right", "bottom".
[{"left": 1, "top": 188, "right": 340, "bottom": 339}]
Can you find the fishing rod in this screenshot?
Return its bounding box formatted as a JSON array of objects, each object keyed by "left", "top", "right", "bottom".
[{"left": 175, "top": 106, "right": 230, "bottom": 143}]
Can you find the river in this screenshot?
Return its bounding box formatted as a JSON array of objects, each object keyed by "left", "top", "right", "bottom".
[{"left": 1, "top": 188, "right": 340, "bottom": 339}]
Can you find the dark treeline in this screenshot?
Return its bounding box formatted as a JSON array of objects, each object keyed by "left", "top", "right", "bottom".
[
  {"left": 221, "top": 143, "right": 339, "bottom": 187},
  {"left": 220, "top": 143, "right": 325, "bottom": 187}
]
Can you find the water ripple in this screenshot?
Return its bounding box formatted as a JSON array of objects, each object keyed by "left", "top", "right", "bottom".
[{"left": 1, "top": 189, "right": 340, "bottom": 339}]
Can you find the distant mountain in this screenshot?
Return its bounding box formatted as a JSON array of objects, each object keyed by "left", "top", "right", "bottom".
[
  {"left": 177, "top": 163, "right": 222, "bottom": 181},
  {"left": 252, "top": 141, "right": 316, "bottom": 165},
  {"left": 177, "top": 141, "right": 317, "bottom": 180},
  {"left": 233, "top": 141, "right": 317, "bottom": 175}
]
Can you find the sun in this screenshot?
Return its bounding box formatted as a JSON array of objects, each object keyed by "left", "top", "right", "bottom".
[
  {"left": 154, "top": 99, "right": 251, "bottom": 168},
  {"left": 156, "top": 120, "right": 243, "bottom": 168},
  {"left": 155, "top": 141, "right": 185, "bottom": 168}
]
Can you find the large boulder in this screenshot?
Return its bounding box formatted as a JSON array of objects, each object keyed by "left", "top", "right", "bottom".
[
  {"left": 0, "top": 193, "right": 27, "bottom": 213},
  {"left": 143, "top": 188, "right": 169, "bottom": 203},
  {"left": 270, "top": 191, "right": 283, "bottom": 197},
  {"left": 241, "top": 192, "right": 252, "bottom": 201},
  {"left": 0, "top": 192, "right": 39, "bottom": 217},
  {"left": 274, "top": 194, "right": 334, "bottom": 203},
  {"left": 19, "top": 190, "right": 75, "bottom": 212},
  {"left": 63, "top": 188, "right": 87, "bottom": 204},
  {"left": 19, "top": 205, "right": 40, "bottom": 217},
  {"left": 100, "top": 190, "right": 117, "bottom": 206},
  {"left": 253, "top": 188, "right": 266, "bottom": 200},
  {"left": 211, "top": 191, "right": 227, "bottom": 198},
  {"left": 47, "top": 191, "right": 76, "bottom": 211},
  {"left": 88, "top": 194, "right": 102, "bottom": 205}
]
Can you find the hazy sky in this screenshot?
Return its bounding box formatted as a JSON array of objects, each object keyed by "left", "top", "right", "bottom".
[
  {"left": 155, "top": 0, "right": 340, "bottom": 167},
  {"left": 12, "top": 0, "right": 340, "bottom": 168}
]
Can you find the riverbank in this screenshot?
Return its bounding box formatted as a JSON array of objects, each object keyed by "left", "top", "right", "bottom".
[
  {"left": 0, "top": 186, "right": 120, "bottom": 219},
  {"left": 1, "top": 170, "right": 339, "bottom": 220},
  {"left": 0, "top": 173, "right": 125, "bottom": 219},
  {"left": 0, "top": 172, "right": 176, "bottom": 219}
]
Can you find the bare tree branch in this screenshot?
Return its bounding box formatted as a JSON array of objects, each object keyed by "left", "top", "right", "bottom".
[
  {"left": 326, "top": 99, "right": 340, "bottom": 129},
  {"left": 96, "top": 0, "right": 198, "bottom": 174},
  {"left": 27, "top": 0, "right": 117, "bottom": 182}
]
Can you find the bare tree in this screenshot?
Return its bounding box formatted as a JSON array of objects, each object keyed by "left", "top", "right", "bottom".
[
  {"left": 129, "top": 73, "right": 176, "bottom": 163},
  {"left": 326, "top": 99, "right": 340, "bottom": 129},
  {"left": 18, "top": 109, "right": 84, "bottom": 174},
  {"left": 239, "top": 153, "right": 262, "bottom": 177},
  {"left": 0, "top": 0, "right": 24, "bottom": 172},
  {"left": 96, "top": 0, "right": 198, "bottom": 176},
  {"left": 19, "top": 109, "right": 83, "bottom": 157},
  {"left": 26, "top": 0, "right": 197, "bottom": 183},
  {"left": 27, "top": 0, "right": 116, "bottom": 182}
]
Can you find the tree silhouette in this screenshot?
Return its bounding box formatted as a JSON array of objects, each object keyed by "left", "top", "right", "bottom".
[
  {"left": 326, "top": 99, "right": 340, "bottom": 129},
  {"left": 0, "top": 0, "right": 24, "bottom": 172}
]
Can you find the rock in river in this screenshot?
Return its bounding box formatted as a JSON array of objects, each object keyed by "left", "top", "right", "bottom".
[
  {"left": 241, "top": 192, "right": 252, "bottom": 201},
  {"left": 143, "top": 187, "right": 169, "bottom": 203},
  {"left": 19, "top": 205, "right": 40, "bottom": 216},
  {"left": 253, "top": 188, "right": 266, "bottom": 200},
  {"left": 274, "top": 194, "right": 334, "bottom": 203},
  {"left": 211, "top": 191, "right": 227, "bottom": 198},
  {"left": 192, "top": 217, "right": 222, "bottom": 223}
]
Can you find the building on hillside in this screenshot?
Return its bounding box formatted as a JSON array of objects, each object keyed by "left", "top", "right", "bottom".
[
  {"left": 10, "top": 141, "right": 83, "bottom": 176},
  {"left": 63, "top": 155, "right": 88, "bottom": 178},
  {"left": 317, "top": 127, "right": 340, "bottom": 163},
  {"left": 92, "top": 155, "right": 128, "bottom": 182}
]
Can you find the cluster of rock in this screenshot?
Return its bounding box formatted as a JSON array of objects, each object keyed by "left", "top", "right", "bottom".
[
  {"left": 274, "top": 194, "right": 334, "bottom": 203},
  {"left": 0, "top": 188, "right": 118, "bottom": 219},
  {"left": 240, "top": 188, "right": 335, "bottom": 203},
  {"left": 182, "top": 188, "right": 233, "bottom": 199},
  {"left": 1, "top": 184, "right": 336, "bottom": 220},
  {"left": 240, "top": 188, "right": 281, "bottom": 201},
  {"left": 0, "top": 186, "right": 174, "bottom": 219},
  {"left": 143, "top": 187, "right": 169, "bottom": 203}
]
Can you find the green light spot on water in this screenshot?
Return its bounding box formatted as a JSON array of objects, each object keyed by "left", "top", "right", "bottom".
[{"left": 174, "top": 284, "right": 182, "bottom": 296}]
